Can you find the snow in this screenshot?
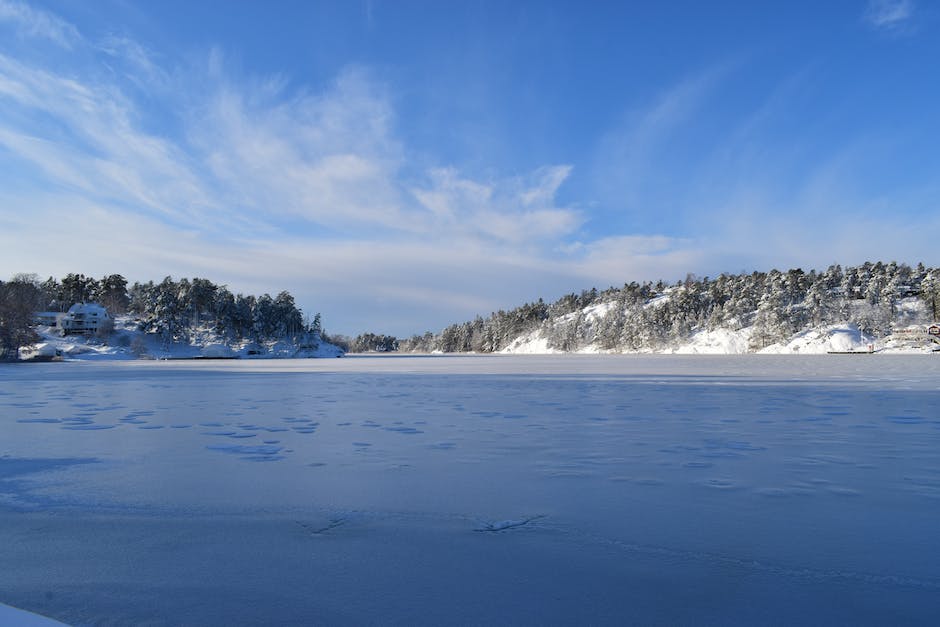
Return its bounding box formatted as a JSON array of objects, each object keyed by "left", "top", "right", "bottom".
[
  {"left": 898, "top": 297, "right": 925, "bottom": 314},
  {"left": 490, "top": 292, "right": 937, "bottom": 356},
  {"left": 499, "top": 318, "right": 936, "bottom": 355},
  {"left": 3, "top": 355, "right": 940, "bottom": 624},
  {"left": 499, "top": 331, "right": 559, "bottom": 354},
  {"left": 16, "top": 343, "right": 58, "bottom": 361},
  {"left": 582, "top": 300, "right": 615, "bottom": 321},
  {"left": 19, "top": 316, "right": 344, "bottom": 361},
  {"left": 672, "top": 327, "right": 753, "bottom": 354},
  {"left": 0, "top": 604, "right": 67, "bottom": 626},
  {"left": 644, "top": 287, "right": 676, "bottom": 308},
  {"left": 758, "top": 323, "right": 873, "bottom": 354}
]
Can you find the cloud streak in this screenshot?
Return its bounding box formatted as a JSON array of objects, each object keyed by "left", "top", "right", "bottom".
[
  {"left": 0, "top": 52, "right": 218, "bottom": 230},
  {"left": 412, "top": 166, "right": 580, "bottom": 245},
  {"left": 0, "top": 0, "right": 79, "bottom": 48},
  {"left": 589, "top": 67, "right": 726, "bottom": 231},
  {"left": 863, "top": 0, "right": 915, "bottom": 31}
]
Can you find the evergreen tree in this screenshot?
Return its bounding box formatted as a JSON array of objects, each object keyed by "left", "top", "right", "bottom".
[
  {"left": 0, "top": 276, "right": 42, "bottom": 359},
  {"left": 213, "top": 288, "right": 237, "bottom": 338},
  {"left": 921, "top": 271, "right": 940, "bottom": 321},
  {"left": 60, "top": 273, "right": 96, "bottom": 305},
  {"left": 97, "top": 274, "right": 130, "bottom": 314}
]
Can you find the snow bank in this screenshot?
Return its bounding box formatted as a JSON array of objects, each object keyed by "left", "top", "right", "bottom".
[
  {"left": 759, "top": 324, "right": 872, "bottom": 354},
  {"left": 500, "top": 331, "right": 559, "bottom": 354},
  {"left": 672, "top": 328, "right": 752, "bottom": 354},
  {"left": 17, "top": 342, "right": 58, "bottom": 361}
]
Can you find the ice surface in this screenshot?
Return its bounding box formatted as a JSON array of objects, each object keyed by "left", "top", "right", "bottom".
[
  {"left": 2, "top": 355, "right": 940, "bottom": 625},
  {"left": 0, "top": 603, "right": 67, "bottom": 626}
]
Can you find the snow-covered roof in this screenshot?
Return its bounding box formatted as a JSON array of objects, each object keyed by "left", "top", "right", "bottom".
[{"left": 67, "top": 302, "right": 109, "bottom": 316}]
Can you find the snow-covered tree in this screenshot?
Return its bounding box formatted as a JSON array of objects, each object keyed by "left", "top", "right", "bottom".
[{"left": 921, "top": 271, "right": 940, "bottom": 321}]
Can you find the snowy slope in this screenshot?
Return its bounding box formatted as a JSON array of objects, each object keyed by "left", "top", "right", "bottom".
[
  {"left": 500, "top": 297, "right": 934, "bottom": 355},
  {"left": 500, "top": 321, "right": 879, "bottom": 355},
  {"left": 671, "top": 327, "right": 754, "bottom": 354},
  {"left": 500, "top": 333, "right": 561, "bottom": 354},
  {"left": 757, "top": 324, "right": 872, "bottom": 354}
]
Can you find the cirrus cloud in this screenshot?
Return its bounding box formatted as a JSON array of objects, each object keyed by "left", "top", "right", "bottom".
[
  {"left": 863, "top": 0, "right": 916, "bottom": 32},
  {"left": 0, "top": 0, "right": 79, "bottom": 48}
]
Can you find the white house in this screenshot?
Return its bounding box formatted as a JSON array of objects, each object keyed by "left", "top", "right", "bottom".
[{"left": 61, "top": 303, "right": 111, "bottom": 335}]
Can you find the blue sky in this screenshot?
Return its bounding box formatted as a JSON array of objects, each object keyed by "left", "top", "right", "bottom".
[{"left": 1, "top": 0, "right": 938, "bottom": 335}]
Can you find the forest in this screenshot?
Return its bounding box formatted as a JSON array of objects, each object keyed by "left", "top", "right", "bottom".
[
  {"left": 0, "top": 273, "right": 322, "bottom": 359},
  {"left": 350, "top": 262, "right": 940, "bottom": 353},
  {"left": 5, "top": 261, "right": 940, "bottom": 359}
]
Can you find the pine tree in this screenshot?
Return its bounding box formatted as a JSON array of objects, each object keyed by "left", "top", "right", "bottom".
[
  {"left": 60, "top": 273, "right": 96, "bottom": 305},
  {"left": 921, "top": 271, "right": 940, "bottom": 321},
  {"left": 97, "top": 274, "right": 130, "bottom": 314}
]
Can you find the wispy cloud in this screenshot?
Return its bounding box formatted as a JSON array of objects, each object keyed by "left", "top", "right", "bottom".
[
  {"left": 0, "top": 52, "right": 218, "bottom": 230},
  {"left": 0, "top": 23, "right": 582, "bottom": 246},
  {"left": 0, "top": 9, "right": 586, "bottom": 332},
  {"left": 97, "top": 35, "right": 170, "bottom": 91},
  {"left": 590, "top": 67, "right": 724, "bottom": 222},
  {"left": 0, "top": 0, "right": 80, "bottom": 48},
  {"left": 195, "top": 64, "right": 457, "bottom": 238},
  {"left": 863, "top": 0, "right": 916, "bottom": 31},
  {"left": 411, "top": 165, "right": 580, "bottom": 245}
]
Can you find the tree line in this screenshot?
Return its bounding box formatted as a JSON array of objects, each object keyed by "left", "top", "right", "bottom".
[
  {"left": 6, "top": 261, "right": 940, "bottom": 359},
  {"left": 353, "top": 261, "right": 940, "bottom": 353},
  {"left": 0, "top": 273, "right": 324, "bottom": 359}
]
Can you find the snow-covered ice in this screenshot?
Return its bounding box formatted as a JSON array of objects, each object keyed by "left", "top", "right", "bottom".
[
  {"left": 2, "top": 355, "right": 940, "bottom": 625},
  {"left": 0, "top": 603, "right": 67, "bottom": 626}
]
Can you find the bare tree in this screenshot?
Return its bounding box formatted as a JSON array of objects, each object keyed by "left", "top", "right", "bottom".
[{"left": 0, "top": 276, "right": 42, "bottom": 360}]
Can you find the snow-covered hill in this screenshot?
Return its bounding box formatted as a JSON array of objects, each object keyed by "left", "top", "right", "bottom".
[
  {"left": 395, "top": 263, "right": 940, "bottom": 356},
  {"left": 499, "top": 301, "right": 936, "bottom": 355}
]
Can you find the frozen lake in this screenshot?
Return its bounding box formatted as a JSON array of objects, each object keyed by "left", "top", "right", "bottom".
[{"left": 2, "top": 355, "right": 940, "bottom": 625}]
